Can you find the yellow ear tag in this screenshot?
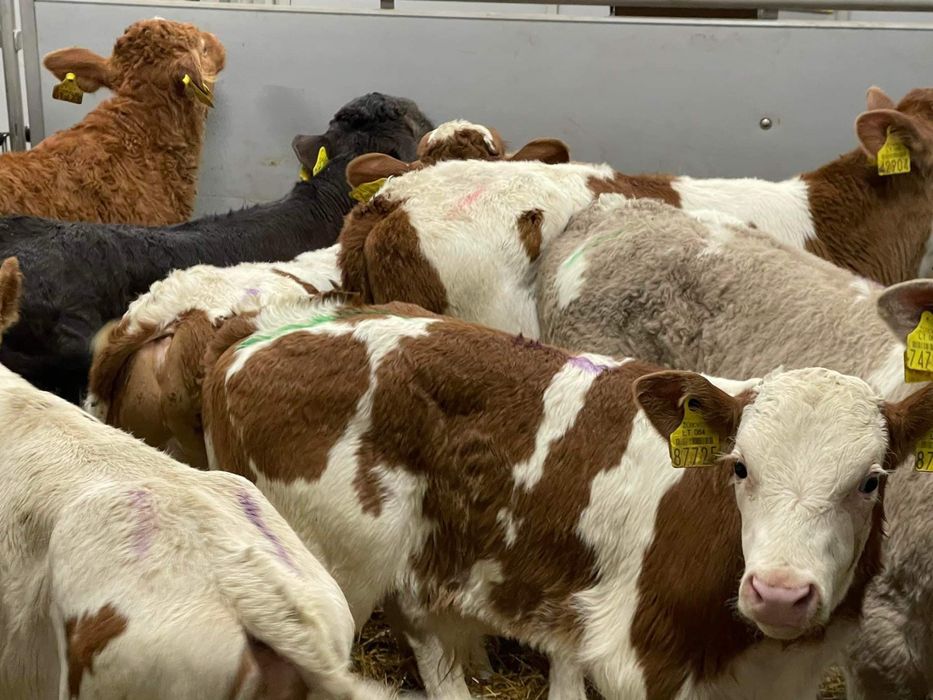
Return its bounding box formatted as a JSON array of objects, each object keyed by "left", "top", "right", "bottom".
[
  {"left": 877, "top": 128, "right": 910, "bottom": 176},
  {"left": 916, "top": 427, "right": 933, "bottom": 472},
  {"left": 182, "top": 74, "right": 214, "bottom": 108},
  {"left": 669, "top": 398, "right": 720, "bottom": 468},
  {"left": 349, "top": 178, "right": 387, "bottom": 203},
  {"left": 298, "top": 166, "right": 311, "bottom": 182},
  {"left": 52, "top": 73, "right": 83, "bottom": 104},
  {"left": 904, "top": 311, "right": 933, "bottom": 383},
  {"left": 312, "top": 146, "right": 329, "bottom": 176}
]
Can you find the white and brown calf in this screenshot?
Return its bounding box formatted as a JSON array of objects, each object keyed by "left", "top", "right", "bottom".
[
  {"left": 84, "top": 245, "right": 340, "bottom": 468},
  {"left": 200, "top": 297, "right": 932, "bottom": 700},
  {"left": 0, "top": 263, "right": 390, "bottom": 700},
  {"left": 340, "top": 85, "right": 933, "bottom": 332},
  {"left": 537, "top": 195, "right": 933, "bottom": 698}
]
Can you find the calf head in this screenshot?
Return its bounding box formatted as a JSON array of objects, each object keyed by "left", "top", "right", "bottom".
[
  {"left": 44, "top": 19, "right": 225, "bottom": 106},
  {"left": 344, "top": 121, "right": 570, "bottom": 189},
  {"left": 87, "top": 311, "right": 215, "bottom": 468},
  {"left": 636, "top": 367, "right": 933, "bottom": 641},
  {"left": 292, "top": 93, "right": 433, "bottom": 175},
  {"left": 856, "top": 86, "right": 933, "bottom": 173}
]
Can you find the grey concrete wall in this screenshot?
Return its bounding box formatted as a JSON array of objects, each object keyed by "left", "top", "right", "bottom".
[{"left": 29, "top": 0, "right": 933, "bottom": 216}]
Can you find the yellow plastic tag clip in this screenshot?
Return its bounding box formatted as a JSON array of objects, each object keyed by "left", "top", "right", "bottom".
[
  {"left": 916, "top": 427, "right": 933, "bottom": 472},
  {"left": 52, "top": 73, "right": 83, "bottom": 104},
  {"left": 312, "top": 146, "right": 329, "bottom": 176},
  {"left": 349, "top": 178, "right": 387, "bottom": 203},
  {"left": 299, "top": 147, "right": 329, "bottom": 182},
  {"left": 904, "top": 311, "right": 933, "bottom": 383},
  {"left": 182, "top": 74, "right": 214, "bottom": 108},
  {"left": 877, "top": 128, "right": 910, "bottom": 176},
  {"left": 669, "top": 398, "right": 721, "bottom": 468}
]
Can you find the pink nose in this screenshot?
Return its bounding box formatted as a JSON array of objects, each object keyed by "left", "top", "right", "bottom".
[{"left": 746, "top": 574, "right": 818, "bottom": 629}]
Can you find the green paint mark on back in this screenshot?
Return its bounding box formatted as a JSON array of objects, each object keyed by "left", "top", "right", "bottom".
[
  {"left": 562, "top": 229, "right": 629, "bottom": 268},
  {"left": 236, "top": 307, "right": 417, "bottom": 352},
  {"left": 237, "top": 314, "right": 338, "bottom": 350}
]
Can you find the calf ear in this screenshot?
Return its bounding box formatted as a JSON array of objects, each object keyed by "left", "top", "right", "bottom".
[
  {"left": 488, "top": 127, "right": 506, "bottom": 157},
  {"left": 0, "top": 257, "right": 23, "bottom": 338},
  {"left": 866, "top": 86, "right": 895, "bottom": 111},
  {"left": 292, "top": 134, "right": 330, "bottom": 172},
  {"left": 43, "top": 47, "right": 113, "bottom": 93},
  {"left": 856, "top": 108, "right": 929, "bottom": 159},
  {"left": 345, "top": 153, "right": 418, "bottom": 188},
  {"left": 173, "top": 52, "right": 213, "bottom": 107},
  {"left": 634, "top": 370, "right": 748, "bottom": 443},
  {"left": 877, "top": 279, "right": 933, "bottom": 340},
  {"left": 883, "top": 385, "right": 933, "bottom": 469},
  {"left": 508, "top": 138, "right": 571, "bottom": 165}
]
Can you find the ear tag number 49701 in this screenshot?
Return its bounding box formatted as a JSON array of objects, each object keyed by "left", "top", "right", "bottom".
[
  {"left": 669, "top": 398, "right": 720, "bottom": 468},
  {"left": 905, "top": 311, "right": 933, "bottom": 383}
]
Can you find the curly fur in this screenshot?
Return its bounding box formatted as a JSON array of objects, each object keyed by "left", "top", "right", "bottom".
[{"left": 0, "top": 19, "right": 225, "bottom": 225}]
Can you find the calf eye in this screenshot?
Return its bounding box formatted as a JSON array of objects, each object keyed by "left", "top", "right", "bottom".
[
  {"left": 733, "top": 462, "right": 748, "bottom": 480},
  {"left": 859, "top": 475, "right": 880, "bottom": 495}
]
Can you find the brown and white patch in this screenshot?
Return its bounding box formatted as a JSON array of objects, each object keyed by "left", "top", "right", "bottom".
[
  {"left": 65, "top": 604, "right": 128, "bottom": 698},
  {"left": 516, "top": 209, "right": 544, "bottom": 262},
  {"left": 339, "top": 198, "right": 449, "bottom": 313},
  {"left": 588, "top": 172, "right": 682, "bottom": 208}
]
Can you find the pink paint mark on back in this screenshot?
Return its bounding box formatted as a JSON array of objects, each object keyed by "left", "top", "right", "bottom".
[
  {"left": 446, "top": 186, "right": 487, "bottom": 218},
  {"left": 129, "top": 488, "right": 157, "bottom": 557}
]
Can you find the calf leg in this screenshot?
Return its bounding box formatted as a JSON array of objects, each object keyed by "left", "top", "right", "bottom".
[
  {"left": 387, "top": 596, "right": 474, "bottom": 700},
  {"left": 548, "top": 657, "right": 587, "bottom": 700}
]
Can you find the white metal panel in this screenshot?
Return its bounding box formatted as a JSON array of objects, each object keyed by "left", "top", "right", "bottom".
[{"left": 30, "top": 0, "right": 933, "bottom": 216}]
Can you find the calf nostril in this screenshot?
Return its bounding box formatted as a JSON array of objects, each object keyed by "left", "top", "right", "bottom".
[
  {"left": 793, "top": 584, "right": 815, "bottom": 609},
  {"left": 750, "top": 575, "right": 814, "bottom": 607}
]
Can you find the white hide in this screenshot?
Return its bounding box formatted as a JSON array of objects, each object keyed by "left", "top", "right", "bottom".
[
  {"left": 0, "top": 365, "right": 384, "bottom": 700},
  {"left": 673, "top": 176, "right": 818, "bottom": 249},
  {"left": 377, "top": 159, "right": 614, "bottom": 338},
  {"left": 124, "top": 244, "right": 340, "bottom": 334}
]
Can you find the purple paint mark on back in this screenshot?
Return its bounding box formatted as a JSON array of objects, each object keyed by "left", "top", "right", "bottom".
[
  {"left": 246, "top": 288, "right": 260, "bottom": 296},
  {"left": 568, "top": 355, "right": 608, "bottom": 375},
  {"left": 237, "top": 489, "right": 296, "bottom": 572},
  {"left": 129, "top": 489, "right": 157, "bottom": 557}
]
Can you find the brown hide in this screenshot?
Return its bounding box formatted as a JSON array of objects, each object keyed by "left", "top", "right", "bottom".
[{"left": 0, "top": 19, "right": 225, "bottom": 225}]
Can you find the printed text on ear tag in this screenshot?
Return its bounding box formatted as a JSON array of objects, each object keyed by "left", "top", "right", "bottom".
[
  {"left": 669, "top": 398, "right": 720, "bottom": 468},
  {"left": 916, "top": 426, "right": 933, "bottom": 472},
  {"left": 877, "top": 128, "right": 910, "bottom": 176},
  {"left": 312, "top": 146, "right": 329, "bottom": 176},
  {"left": 349, "top": 178, "right": 387, "bottom": 203},
  {"left": 182, "top": 74, "right": 214, "bottom": 108},
  {"left": 52, "top": 73, "right": 83, "bottom": 104},
  {"left": 904, "top": 310, "right": 933, "bottom": 383}
]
